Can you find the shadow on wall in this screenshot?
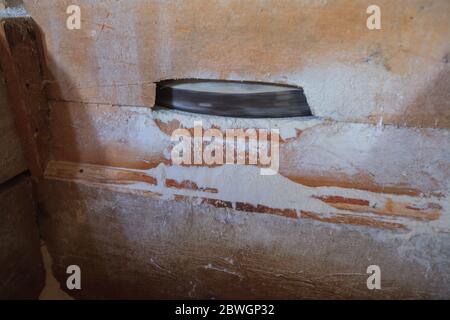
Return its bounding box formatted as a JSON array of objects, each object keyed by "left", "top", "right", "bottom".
[
  {"left": 35, "top": 22, "right": 128, "bottom": 299},
  {"left": 404, "top": 63, "right": 450, "bottom": 128},
  {"left": 0, "top": 15, "right": 115, "bottom": 299},
  {"left": 4, "top": 6, "right": 449, "bottom": 298},
  {"left": 36, "top": 19, "right": 215, "bottom": 299}
]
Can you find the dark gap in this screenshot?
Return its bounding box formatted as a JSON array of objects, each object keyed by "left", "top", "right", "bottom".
[
  {"left": 154, "top": 79, "right": 312, "bottom": 118},
  {"left": 0, "top": 170, "right": 31, "bottom": 193}
]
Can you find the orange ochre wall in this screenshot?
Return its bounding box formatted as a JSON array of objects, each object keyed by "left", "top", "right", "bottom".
[{"left": 5, "top": 0, "right": 449, "bottom": 298}]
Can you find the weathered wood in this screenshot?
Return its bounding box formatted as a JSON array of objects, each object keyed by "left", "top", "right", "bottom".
[
  {"left": 0, "top": 15, "right": 46, "bottom": 299},
  {"left": 38, "top": 179, "right": 450, "bottom": 299},
  {"left": 23, "top": 0, "right": 450, "bottom": 128},
  {"left": 0, "top": 174, "right": 45, "bottom": 299},
  {"left": 56, "top": 102, "right": 448, "bottom": 195},
  {"left": 0, "top": 16, "right": 50, "bottom": 177},
  {"left": 45, "top": 161, "right": 157, "bottom": 187},
  {"left": 1, "top": 1, "right": 447, "bottom": 299}
]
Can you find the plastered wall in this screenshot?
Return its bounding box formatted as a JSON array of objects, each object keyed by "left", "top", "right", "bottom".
[{"left": 4, "top": 0, "right": 449, "bottom": 298}]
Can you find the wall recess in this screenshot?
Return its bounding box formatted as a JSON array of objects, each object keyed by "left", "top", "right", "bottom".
[{"left": 155, "top": 79, "right": 312, "bottom": 118}]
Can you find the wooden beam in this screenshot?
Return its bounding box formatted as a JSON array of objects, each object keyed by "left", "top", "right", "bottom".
[{"left": 0, "top": 17, "right": 50, "bottom": 177}]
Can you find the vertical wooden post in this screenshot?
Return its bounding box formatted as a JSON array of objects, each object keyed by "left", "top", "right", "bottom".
[{"left": 0, "top": 17, "right": 50, "bottom": 177}]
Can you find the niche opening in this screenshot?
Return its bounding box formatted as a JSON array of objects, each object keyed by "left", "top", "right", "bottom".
[{"left": 155, "top": 79, "right": 312, "bottom": 118}]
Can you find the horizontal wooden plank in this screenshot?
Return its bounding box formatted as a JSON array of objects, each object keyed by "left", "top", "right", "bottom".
[
  {"left": 45, "top": 161, "right": 157, "bottom": 187},
  {"left": 45, "top": 160, "right": 449, "bottom": 232},
  {"left": 45, "top": 101, "right": 450, "bottom": 233},
  {"left": 49, "top": 101, "right": 450, "bottom": 196},
  {"left": 24, "top": 0, "right": 450, "bottom": 128}
]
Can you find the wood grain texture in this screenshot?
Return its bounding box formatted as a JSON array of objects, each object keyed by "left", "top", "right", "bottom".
[
  {"left": 2, "top": 1, "right": 447, "bottom": 299},
  {"left": 49, "top": 102, "right": 450, "bottom": 198},
  {"left": 45, "top": 161, "right": 157, "bottom": 187},
  {"left": 0, "top": 16, "right": 50, "bottom": 178},
  {"left": 23, "top": 0, "right": 450, "bottom": 128},
  {"left": 37, "top": 179, "right": 450, "bottom": 299}
]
